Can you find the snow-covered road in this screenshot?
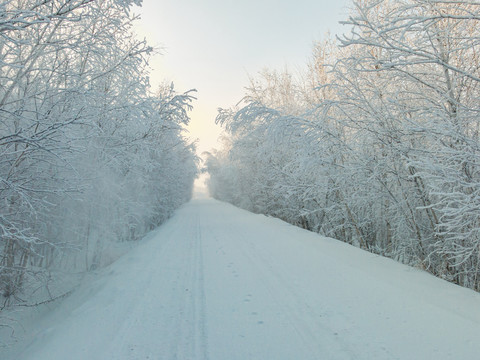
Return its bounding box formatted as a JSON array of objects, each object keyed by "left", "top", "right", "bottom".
[{"left": 8, "top": 197, "right": 480, "bottom": 359}]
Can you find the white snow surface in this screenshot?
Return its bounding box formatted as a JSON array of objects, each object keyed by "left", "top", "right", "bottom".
[{"left": 4, "top": 196, "right": 480, "bottom": 360}]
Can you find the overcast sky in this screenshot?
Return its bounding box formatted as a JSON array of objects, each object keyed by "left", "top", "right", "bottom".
[{"left": 134, "top": 0, "right": 350, "bottom": 155}]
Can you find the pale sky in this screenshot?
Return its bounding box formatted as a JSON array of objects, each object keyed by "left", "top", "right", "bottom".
[{"left": 133, "top": 0, "right": 350, "bottom": 156}]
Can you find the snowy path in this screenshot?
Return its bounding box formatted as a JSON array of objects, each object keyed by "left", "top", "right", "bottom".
[{"left": 7, "top": 197, "right": 480, "bottom": 360}]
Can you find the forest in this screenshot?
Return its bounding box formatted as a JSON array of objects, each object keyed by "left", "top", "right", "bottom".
[
  {"left": 0, "top": 0, "right": 198, "bottom": 308},
  {"left": 206, "top": 0, "right": 480, "bottom": 291},
  {"left": 2, "top": 0, "right": 480, "bottom": 322}
]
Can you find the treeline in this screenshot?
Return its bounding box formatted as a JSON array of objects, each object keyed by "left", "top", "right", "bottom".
[
  {"left": 206, "top": 0, "right": 480, "bottom": 291},
  {"left": 0, "top": 0, "right": 197, "bottom": 306}
]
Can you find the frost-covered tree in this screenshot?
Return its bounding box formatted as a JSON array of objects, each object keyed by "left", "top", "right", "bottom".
[
  {"left": 207, "top": 0, "right": 480, "bottom": 291},
  {"left": 337, "top": 0, "right": 480, "bottom": 288},
  {"left": 0, "top": 0, "right": 198, "bottom": 307}
]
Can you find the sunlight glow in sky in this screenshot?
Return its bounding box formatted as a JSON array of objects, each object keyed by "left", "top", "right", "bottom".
[{"left": 134, "top": 0, "right": 350, "bottom": 156}]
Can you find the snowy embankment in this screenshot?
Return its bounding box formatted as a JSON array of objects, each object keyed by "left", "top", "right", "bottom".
[{"left": 3, "top": 195, "right": 480, "bottom": 360}]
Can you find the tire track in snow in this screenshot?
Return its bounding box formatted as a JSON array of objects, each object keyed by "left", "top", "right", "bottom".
[
  {"left": 192, "top": 212, "right": 209, "bottom": 359},
  {"left": 167, "top": 205, "right": 209, "bottom": 360}
]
